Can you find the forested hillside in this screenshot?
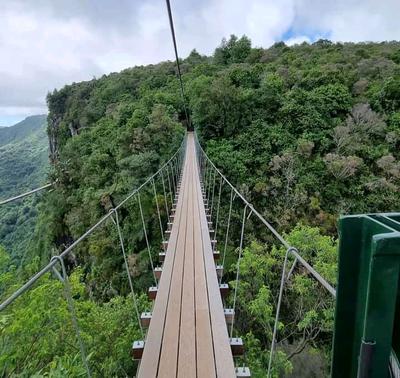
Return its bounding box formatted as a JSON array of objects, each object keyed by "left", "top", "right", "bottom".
[
  {"left": 0, "top": 115, "right": 48, "bottom": 261},
  {"left": 0, "top": 115, "right": 47, "bottom": 148},
  {"left": 1, "top": 38, "right": 400, "bottom": 377}
]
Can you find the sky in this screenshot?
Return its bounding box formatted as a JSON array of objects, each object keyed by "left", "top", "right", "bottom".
[{"left": 1, "top": 0, "right": 400, "bottom": 126}]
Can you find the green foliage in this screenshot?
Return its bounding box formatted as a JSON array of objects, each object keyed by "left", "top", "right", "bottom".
[
  {"left": 0, "top": 261, "right": 147, "bottom": 377},
  {"left": 195, "top": 39, "right": 400, "bottom": 232},
  {"left": 3, "top": 36, "right": 400, "bottom": 376},
  {"left": 0, "top": 115, "right": 48, "bottom": 262},
  {"left": 213, "top": 35, "right": 252, "bottom": 65},
  {"left": 228, "top": 225, "right": 337, "bottom": 375},
  {"left": 0, "top": 115, "right": 46, "bottom": 147}
]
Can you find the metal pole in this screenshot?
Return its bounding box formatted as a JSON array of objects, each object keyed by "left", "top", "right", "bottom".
[
  {"left": 113, "top": 210, "right": 144, "bottom": 339},
  {"left": 137, "top": 193, "right": 157, "bottom": 286},
  {"left": 50, "top": 256, "right": 91, "bottom": 377},
  {"left": 221, "top": 188, "right": 234, "bottom": 284},
  {"left": 206, "top": 166, "right": 213, "bottom": 203},
  {"left": 210, "top": 170, "right": 217, "bottom": 220},
  {"left": 160, "top": 170, "right": 169, "bottom": 218},
  {"left": 166, "top": 165, "right": 174, "bottom": 205},
  {"left": 267, "top": 247, "right": 294, "bottom": 377},
  {"left": 230, "top": 205, "right": 248, "bottom": 338},
  {"left": 214, "top": 176, "right": 223, "bottom": 242},
  {"left": 169, "top": 162, "right": 176, "bottom": 196},
  {"left": 152, "top": 178, "right": 165, "bottom": 244}
]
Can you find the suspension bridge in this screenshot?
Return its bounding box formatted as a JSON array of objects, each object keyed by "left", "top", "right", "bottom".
[
  {"left": 1, "top": 130, "right": 400, "bottom": 377},
  {"left": 0, "top": 131, "right": 339, "bottom": 377},
  {"left": 136, "top": 132, "right": 237, "bottom": 377},
  {"left": 1, "top": 1, "right": 400, "bottom": 377}
]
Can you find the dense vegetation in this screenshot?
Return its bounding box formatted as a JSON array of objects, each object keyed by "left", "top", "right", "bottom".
[
  {"left": 197, "top": 37, "right": 400, "bottom": 233},
  {"left": 0, "top": 115, "right": 49, "bottom": 262},
  {"left": 1, "top": 37, "right": 400, "bottom": 376}
]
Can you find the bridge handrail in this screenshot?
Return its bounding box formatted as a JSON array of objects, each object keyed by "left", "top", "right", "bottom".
[
  {"left": 0, "top": 138, "right": 186, "bottom": 312},
  {"left": 0, "top": 182, "right": 54, "bottom": 205},
  {"left": 195, "top": 134, "right": 337, "bottom": 376},
  {"left": 194, "top": 134, "right": 336, "bottom": 297}
]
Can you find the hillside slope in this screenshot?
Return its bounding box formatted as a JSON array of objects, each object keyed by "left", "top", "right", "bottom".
[
  {"left": 0, "top": 115, "right": 47, "bottom": 147},
  {"left": 41, "top": 39, "right": 400, "bottom": 251},
  {"left": 0, "top": 115, "right": 49, "bottom": 261},
  {"left": 2, "top": 38, "right": 400, "bottom": 377}
]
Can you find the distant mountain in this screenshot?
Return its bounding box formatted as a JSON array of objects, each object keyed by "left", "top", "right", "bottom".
[
  {"left": 0, "top": 115, "right": 47, "bottom": 147},
  {"left": 0, "top": 115, "right": 49, "bottom": 262}
]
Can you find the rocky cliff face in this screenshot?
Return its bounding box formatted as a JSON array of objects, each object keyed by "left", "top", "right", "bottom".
[
  {"left": 47, "top": 112, "right": 60, "bottom": 163},
  {"left": 46, "top": 82, "right": 89, "bottom": 163}
]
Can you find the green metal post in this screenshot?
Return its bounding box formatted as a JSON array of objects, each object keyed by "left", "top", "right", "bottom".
[{"left": 332, "top": 214, "right": 400, "bottom": 378}]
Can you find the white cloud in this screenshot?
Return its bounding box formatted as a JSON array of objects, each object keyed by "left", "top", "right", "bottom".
[
  {"left": 191, "top": 0, "right": 295, "bottom": 52},
  {"left": 285, "top": 35, "right": 311, "bottom": 46},
  {"left": 292, "top": 0, "right": 400, "bottom": 42},
  {"left": 1, "top": 0, "right": 400, "bottom": 124}
]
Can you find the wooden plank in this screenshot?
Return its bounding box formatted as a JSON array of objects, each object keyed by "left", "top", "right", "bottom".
[
  {"left": 157, "top": 149, "right": 193, "bottom": 377},
  {"left": 193, "top": 134, "right": 237, "bottom": 377},
  {"left": 137, "top": 140, "right": 191, "bottom": 377},
  {"left": 138, "top": 133, "right": 235, "bottom": 377},
  {"left": 192, "top": 137, "right": 217, "bottom": 378},
  {"left": 177, "top": 144, "right": 196, "bottom": 377}
]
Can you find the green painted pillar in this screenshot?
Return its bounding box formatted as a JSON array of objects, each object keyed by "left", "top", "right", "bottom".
[{"left": 332, "top": 213, "right": 400, "bottom": 378}]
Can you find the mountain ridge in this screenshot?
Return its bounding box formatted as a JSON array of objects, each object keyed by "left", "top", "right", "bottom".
[
  {"left": 0, "top": 114, "right": 49, "bottom": 261},
  {"left": 0, "top": 114, "right": 47, "bottom": 147}
]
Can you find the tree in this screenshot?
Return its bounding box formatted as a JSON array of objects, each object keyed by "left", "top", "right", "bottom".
[
  {"left": 333, "top": 103, "right": 386, "bottom": 154},
  {"left": 229, "top": 225, "right": 337, "bottom": 376},
  {"left": 0, "top": 268, "right": 147, "bottom": 377},
  {"left": 6, "top": 38, "right": 400, "bottom": 377},
  {"left": 213, "top": 35, "right": 252, "bottom": 65},
  {"left": 324, "top": 153, "right": 363, "bottom": 180},
  {"left": 376, "top": 76, "right": 400, "bottom": 112}
]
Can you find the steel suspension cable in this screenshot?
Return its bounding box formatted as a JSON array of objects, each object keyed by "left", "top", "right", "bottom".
[
  {"left": 160, "top": 170, "right": 170, "bottom": 218},
  {"left": 113, "top": 209, "right": 144, "bottom": 339},
  {"left": 267, "top": 247, "right": 294, "bottom": 377},
  {"left": 169, "top": 161, "right": 176, "bottom": 196},
  {"left": 206, "top": 166, "right": 213, "bottom": 202},
  {"left": 195, "top": 133, "right": 337, "bottom": 374},
  {"left": 204, "top": 158, "right": 209, "bottom": 184},
  {"left": 51, "top": 255, "right": 91, "bottom": 377},
  {"left": 166, "top": 165, "right": 174, "bottom": 205},
  {"left": 214, "top": 176, "right": 223, "bottom": 243},
  {"left": 202, "top": 157, "right": 207, "bottom": 183},
  {"left": 230, "top": 204, "right": 249, "bottom": 338},
  {"left": 205, "top": 159, "right": 210, "bottom": 191},
  {"left": 165, "top": 0, "right": 191, "bottom": 130},
  {"left": 137, "top": 192, "right": 157, "bottom": 286},
  {"left": 286, "top": 257, "right": 298, "bottom": 281},
  {"left": 210, "top": 169, "right": 217, "bottom": 220},
  {"left": 221, "top": 188, "right": 234, "bottom": 284},
  {"left": 174, "top": 156, "right": 180, "bottom": 185},
  {"left": 171, "top": 160, "right": 177, "bottom": 194},
  {"left": 0, "top": 182, "right": 53, "bottom": 206},
  {"left": 152, "top": 178, "right": 165, "bottom": 244}
]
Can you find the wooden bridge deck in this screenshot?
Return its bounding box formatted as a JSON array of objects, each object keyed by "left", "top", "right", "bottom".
[{"left": 137, "top": 132, "right": 236, "bottom": 377}]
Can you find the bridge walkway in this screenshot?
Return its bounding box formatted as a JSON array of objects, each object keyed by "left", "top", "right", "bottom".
[{"left": 137, "top": 132, "right": 236, "bottom": 377}]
